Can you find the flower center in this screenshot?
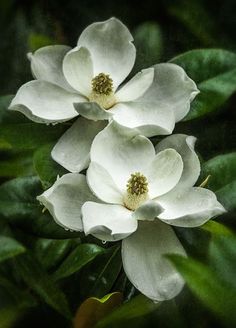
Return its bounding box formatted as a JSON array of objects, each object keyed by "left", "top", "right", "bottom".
[
  {"left": 89, "top": 73, "right": 116, "bottom": 109},
  {"left": 124, "top": 172, "right": 149, "bottom": 211}
]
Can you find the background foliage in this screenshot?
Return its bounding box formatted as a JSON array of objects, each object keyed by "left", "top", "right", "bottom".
[{"left": 0, "top": 0, "right": 236, "bottom": 327}]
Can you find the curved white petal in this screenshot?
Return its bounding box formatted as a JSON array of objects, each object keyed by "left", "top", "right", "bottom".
[
  {"left": 37, "top": 173, "right": 97, "bottom": 231},
  {"left": 111, "top": 101, "right": 175, "bottom": 137},
  {"left": 82, "top": 201, "right": 137, "bottom": 241},
  {"left": 74, "top": 102, "right": 113, "bottom": 121},
  {"left": 122, "top": 220, "right": 186, "bottom": 301},
  {"left": 133, "top": 200, "right": 163, "bottom": 221},
  {"left": 29, "top": 45, "right": 74, "bottom": 92},
  {"left": 91, "top": 121, "right": 155, "bottom": 191},
  {"left": 63, "top": 47, "right": 93, "bottom": 96},
  {"left": 9, "top": 81, "right": 85, "bottom": 123},
  {"left": 145, "top": 149, "right": 183, "bottom": 198},
  {"left": 87, "top": 162, "right": 123, "bottom": 204},
  {"left": 77, "top": 17, "right": 136, "bottom": 89},
  {"left": 157, "top": 187, "right": 226, "bottom": 227},
  {"left": 52, "top": 118, "right": 106, "bottom": 173},
  {"left": 115, "top": 68, "right": 154, "bottom": 102},
  {"left": 141, "top": 63, "right": 199, "bottom": 122},
  {"left": 156, "top": 134, "right": 200, "bottom": 190}
]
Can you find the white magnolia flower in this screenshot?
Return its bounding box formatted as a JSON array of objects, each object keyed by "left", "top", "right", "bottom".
[
  {"left": 37, "top": 122, "right": 225, "bottom": 301},
  {"left": 9, "top": 18, "right": 199, "bottom": 173}
]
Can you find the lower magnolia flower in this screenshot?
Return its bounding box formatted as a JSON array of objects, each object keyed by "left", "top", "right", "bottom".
[
  {"left": 9, "top": 17, "right": 198, "bottom": 173},
  {"left": 37, "top": 122, "right": 225, "bottom": 301}
]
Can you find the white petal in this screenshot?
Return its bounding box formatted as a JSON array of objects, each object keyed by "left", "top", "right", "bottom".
[
  {"left": 145, "top": 149, "right": 183, "bottom": 198},
  {"left": 77, "top": 17, "right": 136, "bottom": 89},
  {"left": 74, "top": 102, "right": 113, "bottom": 121},
  {"left": 122, "top": 220, "right": 186, "bottom": 301},
  {"left": 111, "top": 101, "right": 175, "bottom": 137},
  {"left": 52, "top": 118, "right": 106, "bottom": 173},
  {"left": 82, "top": 201, "right": 137, "bottom": 241},
  {"left": 157, "top": 187, "right": 226, "bottom": 227},
  {"left": 87, "top": 162, "right": 123, "bottom": 204},
  {"left": 156, "top": 134, "right": 200, "bottom": 189},
  {"left": 9, "top": 81, "right": 85, "bottom": 123},
  {"left": 133, "top": 200, "right": 163, "bottom": 221},
  {"left": 29, "top": 45, "right": 74, "bottom": 92},
  {"left": 63, "top": 47, "right": 93, "bottom": 96},
  {"left": 141, "top": 63, "right": 199, "bottom": 122},
  {"left": 37, "top": 173, "right": 97, "bottom": 231},
  {"left": 115, "top": 68, "right": 154, "bottom": 102},
  {"left": 90, "top": 121, "right": 155, "bottom": 191}
]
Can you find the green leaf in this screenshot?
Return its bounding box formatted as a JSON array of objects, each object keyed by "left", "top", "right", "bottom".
[
  {"left": 33, "top": 238, "right": 75, "bottom": 271},
  {"left": 14, "top": 253, "right": 72, "bottom": 319},
  {"left": 0, "top": 306, "right": 27, "bottom": 328},
  {"left": 200, "top": 153, "right": 236, "bottom": 191},
  {"left": 216, "top": 181, "right": 236, "bottom": 211},
  {"left": 80, "top": 246, "right": 122, "bottom": 298},
  {"left": 170, "top": 49, "right": 236, "bottom": 120},
  {"left": 53, "top": 244, "right": 105, "bottom": 281},
  {"left": 133, "top": 22, "right": 163, "bottom": 71},
  {"left": 0, "top": 95, "right": 27, "bottom": 124},
  {"left": 168, "top": 254, "right": 236, "bottom": 325},
  {"left": 0, "top": 151, "right": 35, "bottom": 178},
  {"left": 74, "top": 292, "right": 123, "bottom": 328},
  {"left": 33, "top": 143, "right": 67, "bottom": 189},
  {"left": 0, "top": 236, "right": 25, "bottom": 263},
  {"left": 28, "top": 32, "right": 55, "bottom": 52},
  {"left": 0, "top": 123, "right": 67, "bottom": 150},
  {"left": 96, "top": 294, "right": 160, "bottom": 328},
  {"left": 201, "top": 220, "right": 233, "bottom": 237},
  {"left": 0, "top": 176, "right": 80, "bottom": 239},
  {"left": 209, "top": 234, "right": 236, "bottom": 289}
]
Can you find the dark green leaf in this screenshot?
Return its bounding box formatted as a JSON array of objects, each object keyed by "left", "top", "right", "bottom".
[
  {"left": 14, "top": 253, "right": 72, "bottom": 319},
  {"left": 0, "top": 123, "right": 67, "bottom": 150},
  {"left": 209, "top": 234, "right": 236, "bottom": 289},
  {"left": 33, "top": 238, "right": 76, "bottom": 271},
  {"left": 96, "top": 294, "right": 160, "bottom": 328},
  {"left": 0, "top": 236, "right": 25, "bottom": 263},
  {"left": 133, "top": 22, "right": 163, "bottom": 71},
  {"left": 216, "top": 181, "right": 236, "bottom": 211},
  {"left": 200, "top": 153, "right": 236, "bottom": 191},
  {"left": 0, "top": 151, "right": 34, "bottom": 178},
  {"left": 168, "top": 254, "right": 236, "bottom": 325},
  {"left": 80, "top": 246, "right": 122, "bottom": 298},
  {"left": 53, "top": 244, "right": 105, "bottom": 281},
  {"left": 170, "top": 49, "right": 236, "bottom": 120},
  {"left": 33, "top": 143, "right": 67, "bottom": 189},
  {"left": 0, "top": 176, "right": 80, "bottom": 239}
]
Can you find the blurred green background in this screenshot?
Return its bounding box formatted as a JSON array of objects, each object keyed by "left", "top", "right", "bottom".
[{"left": 0, "top": 0, "right": 236, "bottom": 327}]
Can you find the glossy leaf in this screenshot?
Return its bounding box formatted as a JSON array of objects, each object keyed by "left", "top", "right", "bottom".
[
  {"left": 80, "top": 246, "right": 122, "bottom": 299},
  {"left": 0, "top": 236, "right": 25, "bottom": 263},
  {"left": 74, "top": 292, "right": 123, "bottom": 328},
  {"left": 53, "top": 244, "right": 105, "bottom": 281},
  {"left": 201, "top": 220, "right": 233, "bottom": 237},
  {"left": 170, "top": 49, "right": 236, "bottom": 120},
  {"left": 96, "top": 294, "right": 160, "bottom": 328},
  {"left": 200, "top": 153, "right": 236, "bottom": 191},
  {"left": 168, "top": 254, "right": 236, "bottom": 325},
  {"left": 0, "top": 176, "right": 80, "bottom": 239},
  {"left": 14, "top": 253, "right": 72, "bottom": 319},
  {"left": 33, "top": 143, "right": 67, "bottom": 189}
]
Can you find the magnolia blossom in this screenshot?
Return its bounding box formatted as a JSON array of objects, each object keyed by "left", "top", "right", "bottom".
[
  {"left": 9, "top": 18, "right": 199, "bottom": 173},
  {"left": 38, "top": 123, "right": 225, "bottom": 301}
]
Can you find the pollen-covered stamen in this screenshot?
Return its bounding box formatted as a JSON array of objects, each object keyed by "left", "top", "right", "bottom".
[
  {"left": 124, "top": 172, "right": 149, "bottom": 211},
  {"left": 89, "top": 73, "right": 116, "bottom": 109},
  {"left": 92, "top": 73, "right": 113, "bottom": 95}
]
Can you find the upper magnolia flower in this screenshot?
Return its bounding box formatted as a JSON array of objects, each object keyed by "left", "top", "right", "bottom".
[
  {"left": 38, "top": 122, "right": 225, "bottom": 302},
  {"left": 9, "top": 18, "right": 199, "bottom": 173}
]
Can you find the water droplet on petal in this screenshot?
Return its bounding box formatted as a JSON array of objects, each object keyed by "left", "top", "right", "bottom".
[{"left": 102, "top": 240, "right": 107, "bottom": 245}]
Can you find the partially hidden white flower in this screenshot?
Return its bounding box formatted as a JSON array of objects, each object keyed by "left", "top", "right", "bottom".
[
  {"left": 37, "top": 122, "right": 225, "bottom": 302},
  {"left": 9, "top": 17, "right": 199, "bottom": 173}
]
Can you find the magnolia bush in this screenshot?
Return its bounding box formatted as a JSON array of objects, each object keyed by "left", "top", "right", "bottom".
[{"left": 0, "top": 12, "right": 236, "bottom": 328}]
